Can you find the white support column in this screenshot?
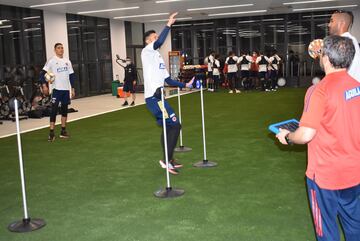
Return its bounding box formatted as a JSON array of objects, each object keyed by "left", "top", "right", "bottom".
[
  {"left": 43, "top": 11, "right": 69, "bottom": 59},
  {"left": 110, "top": 19, "right": 127, "bottom": 82},
  {"left": 352, "top": 7, "right": 360, "bottom": 41}
]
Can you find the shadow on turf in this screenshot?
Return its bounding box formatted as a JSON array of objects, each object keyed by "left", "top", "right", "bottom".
[{"left": 267, "top": 133, "right": 307, "bottom": 153}]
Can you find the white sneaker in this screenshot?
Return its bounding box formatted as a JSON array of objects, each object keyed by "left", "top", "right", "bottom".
[
  {"left": 159, "top": 160, "right": 179, "bottom": 175},
  {"left": 159, "top": 160, "right": 175, "bottom": 169},
  {"left": 229, "top": 90, "right": 233, "bottom": 93},
  {"left": 235, "top": 89, "right": 241, "bottom": 93}
]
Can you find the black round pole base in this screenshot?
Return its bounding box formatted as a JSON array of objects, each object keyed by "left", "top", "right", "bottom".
[
  {"left": 193, "top": 160, "right": 218, "bottom": 168},
  {"left": 174, "top": 146, "right": 192, "bottom": 152},
  {"left": 8, "top": 218, "right": 46, "bottom": 233},
  {"left": 154, "top": 187, "right": 185, "bottom": 198}
]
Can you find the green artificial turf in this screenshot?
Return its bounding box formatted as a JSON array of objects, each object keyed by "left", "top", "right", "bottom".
[{"left": 0, "top": 88, "right": 318, "bottom": 241}]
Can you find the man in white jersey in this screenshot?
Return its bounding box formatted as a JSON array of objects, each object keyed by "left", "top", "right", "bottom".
[
  {"left": 268, "top": 50, "right": 282, "bottom": 91},
  {"left": 225, "top": 51, "right": 240, "bottom": 93},
  {"left": 141, "top": 12, "right": 194, "bottom": 174},
  {"left": 238, "top": 51, "right": 252, "bottom": 90},
  {"left": 328, "top": 10, "right": 360, "bottom": 82},
  {"left": 256, "top": 52, "right": 271, "bottom": 91},
  {"left": 40, "top": 43, "right": 75, "bottom": 142}
]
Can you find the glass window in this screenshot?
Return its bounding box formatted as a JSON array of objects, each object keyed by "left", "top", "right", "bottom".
[
  {"left": 0, "top": 4, "right": 45, "bottom": 99},
  {"left": 67, "top": 14, "right": 112, "bottom": 97}
]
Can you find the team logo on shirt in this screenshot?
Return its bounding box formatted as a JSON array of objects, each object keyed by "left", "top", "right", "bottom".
[
  {"left": 159, "top": 63, "right": 165, "bottom": 69},
  {"left": 345, "top": 86, "right": 360, "bottom": 101},
  {"left": 57, "top": 66, "right": 68, "bottom": 73}
]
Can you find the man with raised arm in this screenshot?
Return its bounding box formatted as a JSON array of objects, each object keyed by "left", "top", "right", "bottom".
[{"left": 141, "top": 12, "right": 194, "bottom": 174}]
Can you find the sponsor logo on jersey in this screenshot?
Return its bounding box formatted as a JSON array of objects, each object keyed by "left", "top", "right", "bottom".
[
  {"left": 345, "top": 86, "right": 360, "bottom": 101},
  {"left": 159, "top": 63, "right": 166, "bottom": 69},
  {"left": 57, "top": 66, "right": 68, "bottom": 73}
]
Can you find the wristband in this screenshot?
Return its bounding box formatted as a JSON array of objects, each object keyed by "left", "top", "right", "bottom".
[{"left": 285, "top": 133, "right": 293, "bottom": 145}]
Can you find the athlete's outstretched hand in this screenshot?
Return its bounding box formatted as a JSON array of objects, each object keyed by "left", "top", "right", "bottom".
[
  {"left": 185, "top": 76, "right": 195, "bottom": 88},
  {"left": 167, "top": 12, "right": 178, "bottom": 27}
]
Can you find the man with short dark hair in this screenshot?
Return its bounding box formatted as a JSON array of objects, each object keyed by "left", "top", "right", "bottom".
[
  {"left": 328, "top": 10, "right": 360, "bottom": 82},
  {"left": 141, "top": 12, "right": 194, "bottom": 174},
  {"left": 225, "top": 51, "right": 240, "bottom": 93},
  {"left": 40, "top": 43, "right": 75, "bottom": 142},
  {"left": 276, "top": 35, "right": 360, "bottom": 241},
  {"left": 118, "top": 57, "right": 137, "bottom": 106}
]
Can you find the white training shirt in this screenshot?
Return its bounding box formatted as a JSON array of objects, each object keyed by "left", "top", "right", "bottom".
[
  {"left": 213, "top": 59, "right": 220, "bottom": 76},
  {"left": 225, "top": 56, "right": 238, "bottom": 73},
  {"left": 207, "top": 55, "right": 214, "bottom": 72},
  {"left": 237, "top": 55, "right": 252, "bottom": 71},
  {"left": 268, "top": 54, "right": 282, "bottom": 71},
  {"left": 342, "top": 32, "right": 360, "bottom": 82},
  {"left": 141, "top": 42, "right": 170, "bottom": 99},
  {"left": 256, "top": 55, "right": 270, "bottom": 72},
  {"left": 43, "top": 55, "right": 74, "bottom": 91}
]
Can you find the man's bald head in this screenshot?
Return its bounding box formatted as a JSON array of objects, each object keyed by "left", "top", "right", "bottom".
[{"left": 328, "top": 11, "right": 354, "bottom": 35}]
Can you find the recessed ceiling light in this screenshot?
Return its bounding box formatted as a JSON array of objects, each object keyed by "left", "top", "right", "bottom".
[
  {"left": 209, "top": 10, "right": 267, "bottom": 17},
  {"left": 114, "top": 13, "right": 169, "bottom": 19},
  {"left": 78, "top": 6, "right": 139, "bottom": 14},
  {"left": 283, "top": 0, "right": 337, "bottom": 5},
  {"left": 262, "top": 18, "right": 284, "bottom": 22},
  {"left": 172, "top": 23, "right": 192, "bottom": 27},
  {"left": 293, "top": 4, "right": 358, "bottom": 12},
  {"left": 0, "top": 25, "right": 12, "bottom": 29},
  {"left": 150, "top": 17, "right": 192, "bottom": 22},
  {"left": 303, "top": 14, "right": 332, "bottom": 18},
  {"left": 188, "top": 4, "right": 254, "bottom": 11},
  {"left": 30, "top": 0, "right": 94, "bottom": 8},
  {"left": 156, "top": 0, "right": 183, "bottom": 3},
  {"left": 238, "top": 20, "right": 256, "bottom": 23},
  {"left": 22, "top": 16, "right": 41, "bottom": 20},
  {"left": 193, "top": 22, "right": 214, "bottom": 26}
]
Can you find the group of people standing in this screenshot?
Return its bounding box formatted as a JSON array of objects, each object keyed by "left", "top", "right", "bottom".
[{"left": 205, "top": 50, "right": 282, "bottom": 93}]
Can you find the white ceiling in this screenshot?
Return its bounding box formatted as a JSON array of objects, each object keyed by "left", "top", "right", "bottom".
[{"left": 0, "top": 0, "right": 359, "bottom": 22}]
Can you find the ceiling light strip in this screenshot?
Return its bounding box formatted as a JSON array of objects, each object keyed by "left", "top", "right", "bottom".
[
  {"left": 150, "top": 17, "right": 192, "bottom": 22},
  {"left": 114, "top": 13, "right": 169, "bottom": 19},
  {"left": 78, "top": 6, "right": 139, "bottom": 14},
  {"left": 209, "top": 10, "right": 267, "bottom": 17},
  {"left": 293, "top": 4, "right": 358, "bottom": 12},
  {"left": 188, "top": 4, "right": 254, "bottom": 11},
  {"left": 283, "top": 0, "right": 336, "bottom": 5},
  {"left": 30, "top": 0, "right": 94, "bottom": 8},
  {"left": 156, "top": 0, "right": 183, "bottom": 3}
]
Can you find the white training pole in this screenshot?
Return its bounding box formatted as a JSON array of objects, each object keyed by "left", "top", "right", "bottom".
[
  {"left": 177, "top": 87, "right": 183, "bottom": 147},
  {"left": 14, "top": 99, "right": 29, "bottom": 219},
  {"left": 193, "top": 80, "right": 217, "bottom": 168},
  {"left": 200, "top": 81, "right": 207, "bottom": 161},
  {"left": 161, "top": 87, "right": 171, "bottom": 188}
]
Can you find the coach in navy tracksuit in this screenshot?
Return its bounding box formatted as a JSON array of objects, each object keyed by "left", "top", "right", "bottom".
[{"left": 141, "top": 12, "right": 194, "bottom": 174}]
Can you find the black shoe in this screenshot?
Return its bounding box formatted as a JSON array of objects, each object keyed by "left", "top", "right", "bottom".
[
  {"left": 122, "top": 101, "right": 128, "bottom": 106},
  {"left": 130, "top": 101, "right": 135, "bottom": 106},
  {"left": 48, "top": 133, "right": 55, "bottom": 142},
  {"left": 60, "top": 131, "right": 70, "bottom": 139}
]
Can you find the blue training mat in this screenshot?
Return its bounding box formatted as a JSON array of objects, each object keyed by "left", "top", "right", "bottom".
[{"left": 268, "top": 119, "right": 300, "bottom": 134}]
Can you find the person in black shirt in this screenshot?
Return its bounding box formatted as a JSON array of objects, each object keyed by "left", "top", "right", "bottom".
[{"left": 119, "top": 57, "right": 137, "bottom": 106}]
